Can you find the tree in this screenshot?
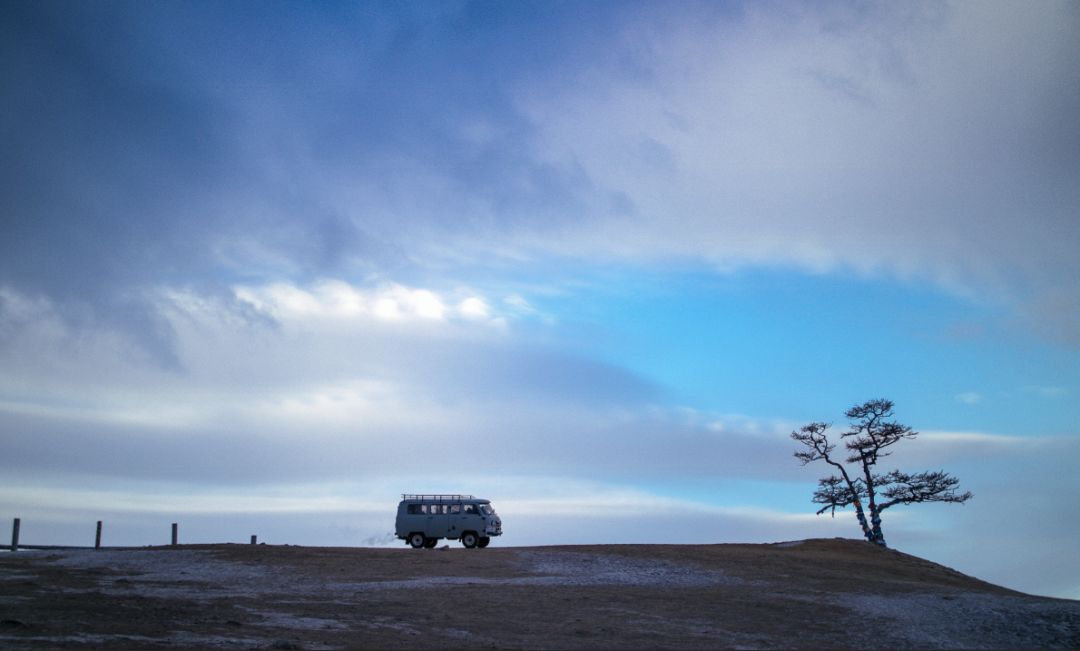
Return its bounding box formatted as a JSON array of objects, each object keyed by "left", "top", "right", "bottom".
[{"left": 791, "top": 398, "right": 972, "bottom": 548}]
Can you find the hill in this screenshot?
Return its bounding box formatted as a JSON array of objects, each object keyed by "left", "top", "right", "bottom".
[{"left": 1, "top": 538, "right": 1077, "bottom": 649}]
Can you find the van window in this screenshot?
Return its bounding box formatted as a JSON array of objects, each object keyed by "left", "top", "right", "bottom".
[{"left": 462, "top": 504, "right": 477, "bottom": 514}]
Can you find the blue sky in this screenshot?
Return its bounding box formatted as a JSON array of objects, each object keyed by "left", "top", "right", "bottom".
[
  {"left": 2, "top": 1, "right": 1079, "bottom": 599},
  {"left": 537, "top": 265, "right": 1079, "bottom": 433}
]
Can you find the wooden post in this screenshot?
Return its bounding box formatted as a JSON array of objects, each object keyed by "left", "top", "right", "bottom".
[
  {"left": 171, "top": 523, "right": 178, "bottom": 546},
  {"left": 10, "top": 518, "right": 19, "bottom": 552},
  {"left": 95, "top": 521, "right": 103, "bottom": 549},
  {"left": 250, "top": 535, "right": 257, "bottom": 545}
]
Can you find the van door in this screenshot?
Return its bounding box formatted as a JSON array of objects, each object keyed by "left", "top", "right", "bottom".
[
  {"left": 423, "top": 503, "right": 449, "bottom": 538},
  {"left": 450, "top": 502, "right": 481, "bottom": 538}
]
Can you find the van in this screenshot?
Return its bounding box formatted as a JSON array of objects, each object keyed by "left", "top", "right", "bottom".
[{"left": 395, "top": 494, "right": 503, "bottom": 549}]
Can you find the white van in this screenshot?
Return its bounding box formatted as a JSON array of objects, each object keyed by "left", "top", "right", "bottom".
[{"left": 395, "top": 494, "right": 503, "bottom": 549}]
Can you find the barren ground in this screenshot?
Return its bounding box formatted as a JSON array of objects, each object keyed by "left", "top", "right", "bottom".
[{"left": 1, "top": 538, "right": 1078, "bottom": 649}]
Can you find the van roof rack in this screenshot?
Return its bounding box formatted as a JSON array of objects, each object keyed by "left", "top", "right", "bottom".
[{"left": 401, "top": 494, "right": 475, "bottom": 502}]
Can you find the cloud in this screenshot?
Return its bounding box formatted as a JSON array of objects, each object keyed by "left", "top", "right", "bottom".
[
  {"left": 3, "top": 280, "right": 1072, "bottom": 495},
  {"left": 4, "top": 2, "right": 1078, "bottom": 354},
  {"left": 510, "top": 1, "right": 1080, "bottom": 339},
  {"left": 0, "top": 280, "right": 657, "bottom": 481},
  {"left": 954, "top": 391, "right": 983, "bottom": 405},
  {"left": 1022, "top": 386, "right": 1068, "bottom": 399},
  {"left": 231, "top": 280, "right": 506, "bottom": 327}
]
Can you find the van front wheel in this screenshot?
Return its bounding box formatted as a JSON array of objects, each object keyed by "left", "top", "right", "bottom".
[
  {"left": 461, "top": 532, "right": 479, "bottom": 549},
  {"left": 477, "top": 537, "right": 490, "bottom": 548},
  {"left": 408, "top": 533, "right": 426, "bottom": 549}
]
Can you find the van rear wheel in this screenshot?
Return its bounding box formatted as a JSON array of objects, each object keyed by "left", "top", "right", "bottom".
[
  {"left": 461, "top": 532, "right": 478, "bottom": 549},
  {"left": 408, "top": 533, "right": 426, "bottom": 549},
  {"left": 424, "top": 537, "right": 438, "bottom": 548}
]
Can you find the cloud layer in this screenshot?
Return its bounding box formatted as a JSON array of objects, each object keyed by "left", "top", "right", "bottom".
[{"left": 4, "top": 2, "right": 1078, "bottom": 342}]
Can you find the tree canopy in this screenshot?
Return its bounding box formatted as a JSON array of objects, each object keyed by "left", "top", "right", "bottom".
[{"left": 791, "top": 398, "right": 972, "bottom": 547}]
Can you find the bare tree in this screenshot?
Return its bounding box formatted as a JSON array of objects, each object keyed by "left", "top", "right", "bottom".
[{"left": 791, "top": 398, "right": 972, "bottom": 547}]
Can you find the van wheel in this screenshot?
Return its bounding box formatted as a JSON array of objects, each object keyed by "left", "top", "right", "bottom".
[
  {"left": 477, "top": 537, "right": 490, "bottom": 548},
  {"left": 408, "top": 533, "right": 426, "bottom": 549},
  {"left": 461, "top": 532, "right": 478, "bottom": 549},
  {"left": 424, "top": 537, "right": 438, "bottom": 548}
]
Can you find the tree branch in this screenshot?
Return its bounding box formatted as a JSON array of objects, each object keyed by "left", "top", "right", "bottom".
[
  {"left": 811, "top": 475, "right": 867, "bottom": 516},
  {"left": 877, "top": 470, "right": 973, "bottom": 511}
]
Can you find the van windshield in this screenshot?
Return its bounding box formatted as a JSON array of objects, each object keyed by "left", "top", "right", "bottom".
[{"left": 479, "top": 504, "right": 496, "bottom": 516}]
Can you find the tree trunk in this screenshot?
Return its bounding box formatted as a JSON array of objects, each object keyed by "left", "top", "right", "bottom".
[
  {"left": 869, "top": 507, "right": 887, "bottom": 547},
  {"left": 851, "top": 498, "right": 874, "bottom": 542},
  {"left": 859, "top": 455, "right": 888, "bottom": 547}
]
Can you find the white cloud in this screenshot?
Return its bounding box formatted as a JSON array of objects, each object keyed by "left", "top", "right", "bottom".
[
  {"left": 955, "top": 391, "right": 983, "bottom": 405},
  {"left": 406, "top": 288, "right": 446, "bottom": 320},
  {"left": 1022, "top": 385, "right": 1068, "bottom": 399},
  {"left": 507, "top": 2, "right": 1080, "bottom": 338},
  {"left": 0, "top": 286, "right": 54, "bottom": 326},
  {"left": 232, "top": 280, "right": 513, "bottom": 327},
  {"left": 457, "top": 296, "right": 490, "bottom": 320},
  {"left": 503, "top": 294, "right": 531, "bottom": 311}
]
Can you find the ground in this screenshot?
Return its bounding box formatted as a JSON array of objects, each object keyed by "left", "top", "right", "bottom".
[{"left": 1, "top": 538, "right": 1078, "bottom": 649}]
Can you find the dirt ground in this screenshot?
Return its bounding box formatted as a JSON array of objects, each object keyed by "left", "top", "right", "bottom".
[{"left": 2, "top": 538, "right": 1078, "bottom": 649}]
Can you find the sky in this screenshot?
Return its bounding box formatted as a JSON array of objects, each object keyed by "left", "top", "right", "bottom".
[{"left": 2, "top": 0, "right": 1079, "bottom": 599}]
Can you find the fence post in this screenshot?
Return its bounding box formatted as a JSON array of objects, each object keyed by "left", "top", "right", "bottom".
[
  {"left": 171, "top": 523, "right": 178, "bottom": 546},
  {"left": 95, "top": 521, "right": 103, "bottom": 549},
  {"left": 10, "top": 518, "right": 19, "bottom": 552},
  {"left": 250, "top": 535, "right": 257, "bottom": 545}
]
